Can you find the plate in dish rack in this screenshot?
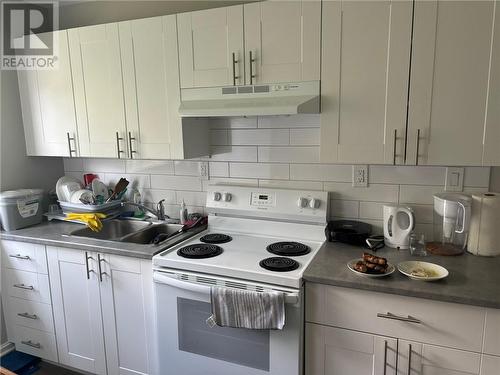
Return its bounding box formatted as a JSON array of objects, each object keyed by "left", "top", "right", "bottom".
[
  {"left": 347, "top": 259, "right": 395, "bottom": 278},
  {"left": 397, "top": 261, "right": 449, "bottom": 281}
]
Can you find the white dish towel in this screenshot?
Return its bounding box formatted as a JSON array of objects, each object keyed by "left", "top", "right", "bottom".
[{"left": 209, "top": 287, "right": 285, "bottom": 330}]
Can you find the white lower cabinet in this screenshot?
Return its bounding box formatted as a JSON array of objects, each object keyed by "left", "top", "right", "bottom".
[
  {"left": 306, "top": 323, "right": 397, "bottom": 375},
  {"left": 47, "top": 246, "right": 156, "bottom": 375},
  {"left": 305, "top": 284, "right": 497, "bottom": 375}
]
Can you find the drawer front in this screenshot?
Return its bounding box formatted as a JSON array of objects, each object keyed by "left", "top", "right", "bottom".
[
  {"left": 1, "top": 240, "right": 47, "bottom": 274},
  {"left": 4, "top": 269, "right": 51, "bottom": 303},
  {"left": 7, "top": 297, "right": 54, "bottom": 333},
  {"left": 306, "top": 284, "right": 485, "bottom": 352},
  {"left": 14, "top": 325, "right": 58, "bottom": 362},
  {"left": 484, "top": 309, "right": 500, "bottom": 356}
]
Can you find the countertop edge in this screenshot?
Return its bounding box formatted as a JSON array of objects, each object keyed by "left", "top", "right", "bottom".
[{"left": 303, "top": 275, "right": 500, "bottom": 309}]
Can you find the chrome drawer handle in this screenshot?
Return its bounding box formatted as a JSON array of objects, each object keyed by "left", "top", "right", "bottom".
[
  {"left": 21, "top": 340, "right": 41, "bottom": 349},
  {"left": 13, "top": 284, "right": 34, "bottom": 290},
  {"left": 377, "top": 312, "right": 421, "bottom": 324},
  {"left": 9, "top": 254, "right": 31, "bottom": 260},
  {"left": 18, "top": 312, "right": 38, "bottom": 320}
]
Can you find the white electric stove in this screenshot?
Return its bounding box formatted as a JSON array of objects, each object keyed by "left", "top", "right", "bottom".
[{"left": 152, "top": 185, "right": 327, "bottom": 375}]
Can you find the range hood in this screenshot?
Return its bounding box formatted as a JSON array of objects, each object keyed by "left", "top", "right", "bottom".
[{"left": 179, "top": 81, "right": 320, "bottom": 117}]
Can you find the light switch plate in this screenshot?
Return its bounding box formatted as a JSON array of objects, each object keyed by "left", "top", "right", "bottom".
[
  {"left": 445, "top": 167, "right": 464, "bottom": 192},
  {"left": 352, "top": 165, "right": 368, "bottom": 187}
]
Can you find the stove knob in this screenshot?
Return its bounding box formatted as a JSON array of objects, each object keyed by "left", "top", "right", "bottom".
[
  {"left": 222, "top": 192, "right": 232, "bottom": 202},
  {"left": 213, "top": 192, "right": 222, "bottom": 201},
  {"left": 309, "top": 198, "right": 320, "bottom": 209},
  {"left": 297, "top": 197, "right": 308, "bottom": 208}
]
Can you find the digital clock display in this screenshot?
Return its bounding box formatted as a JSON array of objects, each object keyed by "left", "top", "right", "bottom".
[{"left": 259, "top": 195, "right": 268, "bottom": 200}]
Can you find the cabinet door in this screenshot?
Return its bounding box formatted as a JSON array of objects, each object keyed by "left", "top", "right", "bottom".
[
  {"left": 243, "top": 1, "right": 320, "bottom": 84},
  {"left": 177, "top": 5, "right": 244, "bottom": 88},
  {"left": 99, "top": 254, "right": 156, "bottom": 375},
  {"left": 17, "top": 31, "right": 78, "bottom": 157},
  {"left": 69, "top": 23, "right": 128, "bottom": 158},
  {"left": 419, "top": 344, "right": 481, "bottom": 375},
  {"left": 305, "top": 323, "right": 397, "bottom": 375},
  {"left": 47, "top": 247, "right": 106, "bottom": 375},
  {"left": 320, "top": 1, "right": 412, "bottom": 164},
  {"left": 407, "top": 1, "right": 498, "bottom": 166},
  {"left": 397, "top": 340, "right": 423, "bottom": 375},
  {"left": 120, "top": 15, "right": 179, "bottom": 160},
  {"left": 481, "top": 355, "right": 500, "bottom": 375}
]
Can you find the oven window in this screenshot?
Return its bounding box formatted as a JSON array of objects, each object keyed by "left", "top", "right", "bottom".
[{"left": 177, "top": 297, "right": 270, "bottom": 371}]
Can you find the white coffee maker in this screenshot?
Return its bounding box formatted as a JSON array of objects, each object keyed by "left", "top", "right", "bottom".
[{"left": 428, "top": 193, "right": 472, "bottom": 255}]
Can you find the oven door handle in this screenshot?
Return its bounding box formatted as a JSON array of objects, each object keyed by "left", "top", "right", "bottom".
[
  {"left": 153, "top": 271, "right": 300, "bottom": 304},
  {"left": 154, "top": 272, "right": 211, "bottom": 294}
]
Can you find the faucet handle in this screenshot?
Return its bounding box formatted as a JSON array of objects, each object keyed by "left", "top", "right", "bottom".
[{"left": 157, "top": 199, "right": 166, "bottom": 220}]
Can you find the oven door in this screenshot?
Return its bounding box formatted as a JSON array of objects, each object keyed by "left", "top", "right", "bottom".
[{"left": 153, "top": 270, "right": 302, "bottom": 375}]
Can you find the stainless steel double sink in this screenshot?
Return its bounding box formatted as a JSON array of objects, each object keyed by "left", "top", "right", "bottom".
[{"left": 69, "top": 220, "right": 184, "bottom": 245}]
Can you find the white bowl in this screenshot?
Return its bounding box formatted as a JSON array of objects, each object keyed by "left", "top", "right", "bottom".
[
  {"left": 397, "top": 261, "right": 449, "bottom": 281},
  {"left": 70, "top": 189, "right": 95, "bottom": 204}
]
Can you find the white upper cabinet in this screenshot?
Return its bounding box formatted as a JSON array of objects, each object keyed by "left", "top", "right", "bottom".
[
  {"left": 68, "top": 24, "right": 128, "bottom": 158},
  {"left": 177, "top": 5, "right": 244, "bottom": 88},
  {"left": 17, "top": 31, "right": 79, "bottom": 157},
  {"left": 119, "top": 15, "right": 178, "bottom": 160},
  {"left": 243, "top": 1, "right": 321, "bottom": 85},
  {"left": 407, "top": 0, "right": 499, "bottom": 166},
  {"left": 320, "top": 1, "right": 413, "bottom": 164}
]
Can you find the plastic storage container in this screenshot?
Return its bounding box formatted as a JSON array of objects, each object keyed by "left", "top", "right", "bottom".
[{"left": 0, "top": 189, "right": 44, "bottom": 231}]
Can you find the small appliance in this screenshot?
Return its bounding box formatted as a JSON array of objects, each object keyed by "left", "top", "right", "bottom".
[
  {"left": 325, "top": 220, "right": 372, "bottom": 246},
  {"left": 427, "top": 193, "right": 471, "bottom": 255},
  {"left": 383, "top": 205, "right": 414, "bottom": 249}
]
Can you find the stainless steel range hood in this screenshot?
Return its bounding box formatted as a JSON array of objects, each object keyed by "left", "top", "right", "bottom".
[{"left": 179, "top": 81, "right": 320, "bottom": 117}]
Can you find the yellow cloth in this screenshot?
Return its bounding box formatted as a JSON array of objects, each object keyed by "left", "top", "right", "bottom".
[{"left": 65, "top": 213, "right": 106, "bottom": 232}]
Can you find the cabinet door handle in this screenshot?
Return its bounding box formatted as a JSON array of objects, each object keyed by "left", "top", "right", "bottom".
[
  {"left": 407, "top": 344, "right": 412, "bottom": 374},
  {"left": 383, "top": 340, "right": 388, "bottom": 375},
  {"left": 377, "top": 312, "right": 421, "bottom": 324},
  {"left": 128, "top": 131, "right": 137, "bottom": 159},
  {"left": 13, "top": 284, "right": 34, "bottom": 290},
  {"left": 232, "top": 52, "right": 239, "bottom": 86},
  {"left": 18, "top": 312, "right": 38, "bottom": 320},
  {"left": 97, "top": 254, "right": 107, "bottom": 282},
  {"left": 21, "top": 340, "right": 41, "bottom": 349},
  {"left": 9, "top": 254, "right": 31, "bottom": 260},
  {"left": 249, "top": 51, "right": 256, "bottom": 85},
  {"left": 67, "top": 132, "right": 77, "bottom": 157},
  {"left": 415, "top": 129, "right": 421, "bottom": 165},
  {"left": 85, "top": 252, "right": 95, "bottom": 280},
  {"left": 393, "top": 129, "right": 398, "bottom": 165},
  {"left": 116, "top": 132, "right": 124, "bottom": 159}
]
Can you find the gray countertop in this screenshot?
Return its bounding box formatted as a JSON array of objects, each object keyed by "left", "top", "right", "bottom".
[
  {"left": 304, "top": 241, "right": 500, "bottom": 309},
  {"left": 0, "top": 221, "right": 204, "bottom": 259}
]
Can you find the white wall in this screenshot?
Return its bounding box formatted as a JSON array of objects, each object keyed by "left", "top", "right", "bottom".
[{"left": 490, "top": 167, "right": 500, "bottom": 192}]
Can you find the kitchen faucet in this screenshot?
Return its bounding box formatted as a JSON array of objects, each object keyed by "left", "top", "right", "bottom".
[{"left": 122, "top": 199, "right": 168, "bottom": 221}]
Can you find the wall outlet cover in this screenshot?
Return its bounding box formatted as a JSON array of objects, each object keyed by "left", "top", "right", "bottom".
[
  {"left": 445, "top": 167, "right": 464, "bottom": 192},
  {"left": 352, "top": 165, "right": 368, "bottom": 187},
  {"left": 199, "top": 161, "right": 209, "bottom": 180}
]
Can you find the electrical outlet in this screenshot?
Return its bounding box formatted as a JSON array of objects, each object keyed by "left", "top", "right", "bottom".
[
  {"left": 445, "top": 167, "right": 464, "bottom": 192},
  {"left": 352, "top": 165, "right": 368, "bottom": 187},
  {"left": 199, "top": 161, "right": 209, "bottom": 180}
]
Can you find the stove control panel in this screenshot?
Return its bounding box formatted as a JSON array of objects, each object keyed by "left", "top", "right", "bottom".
[{"left": 251, "top": 192, "right": 276, "bottom": 207}]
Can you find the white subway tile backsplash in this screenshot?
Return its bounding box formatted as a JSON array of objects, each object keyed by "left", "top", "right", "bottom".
[
  {"left": 290, "top": 164, "right": 351, "bottom": 182},
  {"left": 209, "top": 162, "right": 229, "bottom": 177},
  {"left": 229, "top": 163, "right": 289, "bottom": 179},
  {"left": 104, "top": 173, "right": 151, "bottom": 189},
  {"left": 140, "top": 189, "right": 176, "bottom": 204},
  {"left": 173, "top": 161, "right": 200, "bottom": 176},
  {"left": 330, "top": 200, "right": 359, "bottom": 219},
  {"left": 369, "top": 166, "right": 445, "bottom": 186},
  {"left": 209, "top": 117, "right": 258, "bottom": 129},
  {"left": 229, "top": 129, "right": 289, "bottom": 145},
  {"left": 125, "top": 160, "right": 174, "bottom": 175},
  {"left": 210, "top": 129, "right": 228, "bottom": 145},
  {"left": 359, "top": 201, "right": 385, "bottom": 220},
  {"left": 399, "top": 185, "right": 444, "bottom": 205},
  {"left": 290, "top": 128, "right": 320, "bottom": 145},
  {"left": 84, "top": 158, "right": 126, "bottom": 174},
  {"left": 463, "top": 167, "right": 490, "bottom": 187},
  {"left": 258, "top": 114, "right": 320, "bottom": 128},
  {"left": 176, "top": 191, "right": 206, "bottom": 206},
  {"left": 325, "top": 182, "right": 399, "bottom": 203},
  {"left": 210, "top": 146, "right": 258, "bottom": 162},
  {"left": 150, "top": 175, "right": 202, "bottom": 191},
  {"left": 258, "top": 147, "right": 320, "bottom": 163},
  {"left": 258, "top": 179, "right": 323, "bottom": 190}
]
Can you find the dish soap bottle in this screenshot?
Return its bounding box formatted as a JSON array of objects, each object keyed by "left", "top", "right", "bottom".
[{"left": 180, "top": 200, "right": 188, "bottom": 224}]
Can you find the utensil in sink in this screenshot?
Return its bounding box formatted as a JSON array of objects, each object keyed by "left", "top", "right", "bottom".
[
  {"left": 106, "top": 178, "right": 129, "bottom": 202},
  {"left": 152, "top": 216, "right": 207, "bottom": 245}
]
